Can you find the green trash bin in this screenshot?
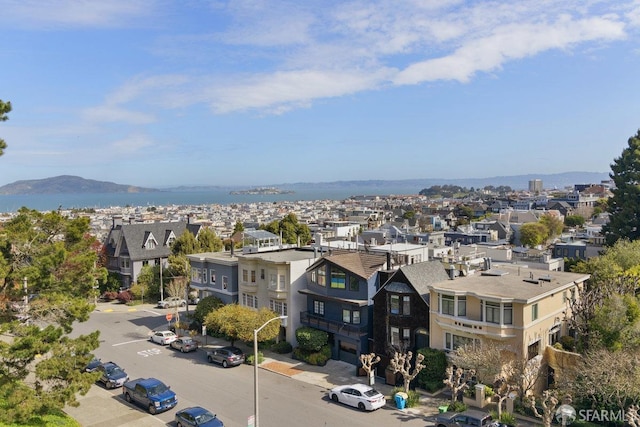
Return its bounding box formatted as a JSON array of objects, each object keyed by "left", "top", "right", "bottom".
[{"left": 438, "top": 405, "right": 448, "bottom": 413}]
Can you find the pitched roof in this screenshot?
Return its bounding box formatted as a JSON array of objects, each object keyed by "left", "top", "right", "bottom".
[
  {"left": 309, "top": 251, "right": 387, "bottom": 280},
  {"left": 109, "top": 221, "right": 202, "bottom": 261},
  {"left": 377, "top": 260, "right": 450, "bottom": 301}
]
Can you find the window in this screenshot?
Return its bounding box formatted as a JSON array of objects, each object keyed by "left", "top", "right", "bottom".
[
  {"left": 503, "top": 303, "right": 513, "bottom": 325},
  {"left": 331, "top": 268, "right": 346, "bottom": 289},
  {"left": 403, "top": 328, "right": 411, "bottom": 340},
  {"left": 270, "top": 274, "right": 277, "bottom": 289},
  {"left": 441, "top": 295, "right": 455, "bottom": 315},
  {"left": 444, "top": 333, "right": 476, "bottom": 351},
  {"left": 242, "top": 269, "right": 248, "bottom": 283},
  {"left": 457, "top": 296, "right": 466, "bottom": 317},
  {"left": 142, "top": 260, "right": 149, "bottom": 267},
  {"left": 313, "top": 300, "right": 324, "bottom": 315},
  {"left": 210, "top": 269, "right": 216, "bottom": 284},
  {"left": 260, "top": 269, "right": 265, "bottom": 280},
  {"left": 528, "top": 340, "right": 540, "bottom": 359},
  {"left": 342, "top": 309, "right": 351, "bottom": 323},
  {"left": 390, "top": 326, "right": 400, "bottom": 346},
  {"left": 270, "top": 300, "right": 287, "bottom": 316},
  {"left": 202, "top": 269, "right": 207, "bottom": 283},
  {"left": 317, "top": 268, "right": 326, "bottom": 287},
  {"left": 242, "top": 293, "right": 258, "bottom": 308},
  {"left": 279, "top": 275, "right": 285, "bottom": 290},
  {"left": 352, "top": 310, "right": 360, "bottom": 324},
  {"left": 251, "top": 270, "right": 256, "bottom": 283},
  {"left": 390, "top": 295, "right": 400, "bottom": 314},
  {"left": 349, "top": 276, "right": 359, "bottom": 291},
  {"left": 120, "top": 258, "right": 130, "bottom": 269},
  {"left": 549, "top": 324, "right": 561, "bottom": 346},
  {"left": 145, "top": 239, "right": 156, "bottom": 249},
  {"left": 485, "top": 302, "right": 500, "bottom": 324},
  {"left": 222, "top": 276, "right": 228, "bottom": 290},
  {"left": 402, "top": 296, "right": 411, "bottom": 315},
  {"left": 310, "top": 270, "right": 316, "bottom": 284},
  {"left": 532, "top": 303, "right": 539, "bottom": 321}
]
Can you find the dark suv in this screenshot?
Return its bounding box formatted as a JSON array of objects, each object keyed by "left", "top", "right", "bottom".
[
  {"left": 436, "top": 409, "right": 498, "bottom": 427},
  {"left": 96, "top": 361, "right": 129, "bottom": 389}
]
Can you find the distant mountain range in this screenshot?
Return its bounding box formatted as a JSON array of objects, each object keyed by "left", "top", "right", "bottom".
[
  {"left": 0, "top": 175, "right": 159, "bottom": 195},
  {"left": 0, "top": 172, "right": 611, "bottom": 195}
]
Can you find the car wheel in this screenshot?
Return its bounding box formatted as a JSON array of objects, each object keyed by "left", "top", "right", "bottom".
[
  {"left": 106, "top": 381, "right": 112, "bottom": 389},
  {"left": 124, "top": 392, "right": 132, "bottom": 403},
  {"left": 176, "top": 423, "right": 183, "bottom": 427},
  {"left": 331, "top": 394, "right": 339, "bottom": 403},
  {"left": 148, "top": 404, "right": 157, "bottom": 415},
  {"left": 181, "top": 347, "right": 185, "bottom": 353},
  {"left": 222, "top": 360, "right": 228, "bottom": 368},
  {"left": 208, "top": 355, "right": 213, "bottom": 363},
  {"left": 358, "top": 402, "right": 366, "bottom": 411},
  {"left": 180, "top": 302, "right": 186, "bottom": 307}
]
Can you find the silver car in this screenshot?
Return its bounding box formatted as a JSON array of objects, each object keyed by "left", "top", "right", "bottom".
[
  {"left": 157, "top": 297, "right": 186, "bottom": 309},
  {"left": 170, "top": 337, "right": 198, "bottom": 353}
]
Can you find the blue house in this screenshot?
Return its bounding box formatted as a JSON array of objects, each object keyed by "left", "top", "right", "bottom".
[
  {"left": 186, "top": 249, "right": 239, "bottom": 304},
  {"left": 299, "top": 251, "right": 389, "bottom": 365}
]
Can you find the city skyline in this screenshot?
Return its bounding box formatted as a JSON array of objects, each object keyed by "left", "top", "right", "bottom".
[{"left": 1, "top": 1, "right": 639, "bottom": 188}]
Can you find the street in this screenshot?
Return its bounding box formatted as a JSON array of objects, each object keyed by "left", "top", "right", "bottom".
[{"left": 70, "top": 303, "right": 431, "bottom": 427}]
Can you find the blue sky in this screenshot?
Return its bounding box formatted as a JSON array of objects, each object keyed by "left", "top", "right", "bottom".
[{"left": 1, "top": 0, "right": 639, "bottom": 188}]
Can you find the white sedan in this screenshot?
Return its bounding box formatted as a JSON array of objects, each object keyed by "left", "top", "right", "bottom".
[
  {"left": 328, "top": 383, "right": 386, "bottom": 411},
  {"left": 149, "top": 330, "right": 177, "bottom": 345}
]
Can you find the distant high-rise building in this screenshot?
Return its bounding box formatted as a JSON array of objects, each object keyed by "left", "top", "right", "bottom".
[{"left": 529, "top": 179, "right": 543, "bottom": 193}]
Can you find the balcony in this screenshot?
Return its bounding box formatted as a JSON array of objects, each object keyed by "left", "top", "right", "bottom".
[
  {"left": 433, "top": 314, "right": 516, "bottom": 339},
  {"left": 300, "top": 311, "right": 367, "bottom": 338}
]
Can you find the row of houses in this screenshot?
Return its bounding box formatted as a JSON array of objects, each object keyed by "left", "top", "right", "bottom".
[{"left": 103, "top": 217, "right": 589, "bottom": 383}]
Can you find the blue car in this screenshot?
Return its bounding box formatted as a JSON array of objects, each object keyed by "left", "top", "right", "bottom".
[{"left": 175, "top": 406, "right": 224, "bottom": 427}]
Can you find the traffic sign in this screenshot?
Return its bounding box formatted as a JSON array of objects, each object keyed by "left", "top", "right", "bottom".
[{"left": 166, "top": 313, "right": 172, "bottom": 322}]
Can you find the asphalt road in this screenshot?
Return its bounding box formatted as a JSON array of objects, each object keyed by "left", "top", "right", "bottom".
[{"left": 70, "top": 303, "right": 432, "bottom": 427}]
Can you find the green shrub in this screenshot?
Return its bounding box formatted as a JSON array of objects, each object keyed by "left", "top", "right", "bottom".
[
  {"left": 559, "top": 335, "right": 575, "bottom": 351},
  {"left": 246, "top": 351, "right": 264, "bottom": 366},
  {"left": 292, "top": 344, "right": 331, "bottom": 366},
  {"left": 417, "top": 348, "right": 448, "bottom": 390},
  {"left": 391, "top": 387, "right": 420, "bottom": 408},
  {"left": 193, "top": 295, "right": 224, "bottom": 324},
  {"left": 484, "top": 385, "right": 495, "bottom": 398},
  {"left": 490, "top": 411, "right": 517, "bottom": 427},
  {"left": 295, "top": 327, "right": 328, "bottom": 352},
  {"left": 448, "top": 401, "right": 467, "bottom": 412},
  {"left": 271, "top": 341, "right": 293, "bottom": 354},
  {"left": 423, "top": 380, "right": 444, "bottom": 393}
]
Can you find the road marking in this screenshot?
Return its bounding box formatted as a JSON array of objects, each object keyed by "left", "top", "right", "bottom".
[
  {"left": 138, "top": 348, "right": 162, "bottom": 357},
  {"left": 103, "top": 309, "right": 114, "bottom": 312},
  {"left": 112, "top": 339, "right": 150, "bottom": 347}
]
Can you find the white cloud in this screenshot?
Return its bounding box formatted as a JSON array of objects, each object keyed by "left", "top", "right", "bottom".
[
  {"left": 82, "top": 106, "right": 156, "bottom": 125},
  {"left": 110, "top": 133, "right": 154, "bottom": 153}
]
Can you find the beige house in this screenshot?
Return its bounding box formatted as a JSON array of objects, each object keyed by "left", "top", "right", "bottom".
[
  {"left": 236, "top": 249, "right": 318, "bottom": 347},
  {"left": 429, "top": 264, "right": 590, "bottom": 360}
]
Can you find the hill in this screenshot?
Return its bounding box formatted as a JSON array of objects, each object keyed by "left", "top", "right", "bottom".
[{"left": 0, "top": 175, "right": 160, "bottom": 195}]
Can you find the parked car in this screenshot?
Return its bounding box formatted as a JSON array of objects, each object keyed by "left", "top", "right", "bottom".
[
  {"left": 188, "top": 295, "right": 200, "bottom": 305},
  {"left": 157, "top": 297, "right": 186, "bottom": 308},
  {"left": 328, "top": 383, "right": 386, "bottom": 411},
  {"left": 206, "top": 346, "right": 245, "bottom": 368},
  {"left": 96, "top": 361, "right": 129, "bottom": 389},
  {"left": 149, "top": 330, "right": 178, "bottom": 345},
  {"left": 436, "top": 409, "right": 499, "bottom": 427},
  {"left": 85, "top": 357, "right": 102, "bottom": 373},
  {"left": 175, "top": 406, "right": 224, "bottom": 427},
  {"left": 170, "top": 337, "right": 198, "bottom": 353},
  {"left": 122, "top": 377, "right": 177, "bottom": 415}
]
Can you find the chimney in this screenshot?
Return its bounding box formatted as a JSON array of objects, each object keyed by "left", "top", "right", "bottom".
[
  {"left": 230, "top": 244, "right": 234, "bottom": 257},
  {"left": 387, "top": 252, "right": 391, "bottom": 270},
  {"left": 448, "top": 264, "right": 455, "bottom": 280},
  {"left": 112, "top": 215, "right": 123, "bottom": 229}
]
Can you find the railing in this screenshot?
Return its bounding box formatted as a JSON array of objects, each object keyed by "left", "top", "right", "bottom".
[{"left": 299, "top": 311, "right": 367, "bottom": 337}]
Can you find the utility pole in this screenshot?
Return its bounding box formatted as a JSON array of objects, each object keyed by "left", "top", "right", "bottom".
[{"left": 159, "top": 257, "right": 164, "bottom": 302}]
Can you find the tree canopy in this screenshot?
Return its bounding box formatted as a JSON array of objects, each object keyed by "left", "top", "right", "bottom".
[
  {"left": 0, "top": 208, "right": 103, "bottom": 424},
  {"left": 518, "top": 222, "right": 548, "bottom": 247},
  {"left": 204, "top": 304, "right": 281, "bottom": 346},
  {"left": 0, "top": 99, "right": 11, "bottom": 157},
  {"left": 603, "top": 129, "right": 640, "bottom": 246},
  {"left": 259, "top": 213, "right": 311, "bottom": 245}
]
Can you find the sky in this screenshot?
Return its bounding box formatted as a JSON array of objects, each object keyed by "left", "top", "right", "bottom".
[{"left": 1, "top": 0, "right": 640, "bottom": 188}]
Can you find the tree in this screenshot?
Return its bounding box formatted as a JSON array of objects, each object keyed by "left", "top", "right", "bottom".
[
  {"left": 564, "top": 215, "right": 586, "bottom": 228},
  {"left": 389, "top": 350, "right": 426, "bottom": 393},
  {"left": 193, "top": 295, "right": 223, "bottom": 325},
  {"left": 526, "top": 390, "right": 563, "bottom": 427},
  {"left": 259, "top": 213, "right": 312, "bottom": 245},
  {"left": 0, "top": 99, "right": 11, "bottom": 157},
  {"left": 166, "top": 276, "right": 188, "bottom": 324},
  {"left": 233, "top": 221, "right": 244, "bottom": 234},
  {"left": 197, "top": 227, "right": 223, "bottom": 252},
  {"left": 0, "top": 209, "right": 103, "bottom": 424},
  {"left": 450, "top": 341, "right": 510, "bottom": 385},
  {"left": 443, "top": 365, "right": 475, "bottom": 404},
  {"left": 359, "top": 352, "right": 380, "bottom": 379},
  {"left": 171, "top": 231, "right": 198, "bottom": 256},
  {"left": 590, "top": 294, "right": 640, "bottom": 351},
  {"left": 519, "top": 222, "right": 548, "bottom": 248},
  {"left": 539, "top": 213, "right": 564, "bottom": 240},
  {"left": 603, "top": 129, "right": 640, "bottom": 246},
  {"left": 204, "top": 305, "right": 280, "bottom": 346}
]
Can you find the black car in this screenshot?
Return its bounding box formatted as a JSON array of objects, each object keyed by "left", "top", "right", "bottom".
[
  {"left": 96, "top": 361, "right": 129, "bottom": 389},
  {"left": 85, "top": 357, "right": 102, "bottom": 373}
]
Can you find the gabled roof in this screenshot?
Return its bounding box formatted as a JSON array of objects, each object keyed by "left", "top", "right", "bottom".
[
  {"left": 307, "top": 251, "right": 387, "bottom": 280},
  {"left": 108, "top": 221, "right": 202, "bottom": 261},
  {"left": 375, "top": 260, "right": 450, "bottom": 302}
]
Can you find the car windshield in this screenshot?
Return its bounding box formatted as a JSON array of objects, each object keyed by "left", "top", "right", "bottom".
[
  {"left": 182, "top": 339, "right": 193, "bottom": 344},
  {"left": 108, "top": 366, "right": 125, "bottom": 376},
  {"left": 229, "top": 348, "right": 242, "bottom": 355},
  {"left": 363, "top": 389, "right": 380, "bottom": 397},
  {"left": 147, "top": 383, "right": 168, "bottom": 395},
  {"left": 195, "top": 411, "right": 215, "bottom": 423}
]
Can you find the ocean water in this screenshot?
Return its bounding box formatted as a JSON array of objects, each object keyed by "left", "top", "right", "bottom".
[{"left": 0, "top": 185, "right": 421, "bottom": 213}]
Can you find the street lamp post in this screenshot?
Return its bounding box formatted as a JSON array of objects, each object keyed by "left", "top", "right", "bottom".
[{"left": 253, "top": 315, "right": 287, "bottom": 427}]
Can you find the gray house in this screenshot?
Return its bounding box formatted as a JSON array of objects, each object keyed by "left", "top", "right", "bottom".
[{"left": 104, "top": 216, "right": 202, "bottom": 288}]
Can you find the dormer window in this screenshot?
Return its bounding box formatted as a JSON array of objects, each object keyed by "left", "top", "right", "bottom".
[
  {"left": 166, "top": 231, "right": 177, "bottom": 246},
  {"left": 143, "top": 233, "right": 158, "bottom": 249}
]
